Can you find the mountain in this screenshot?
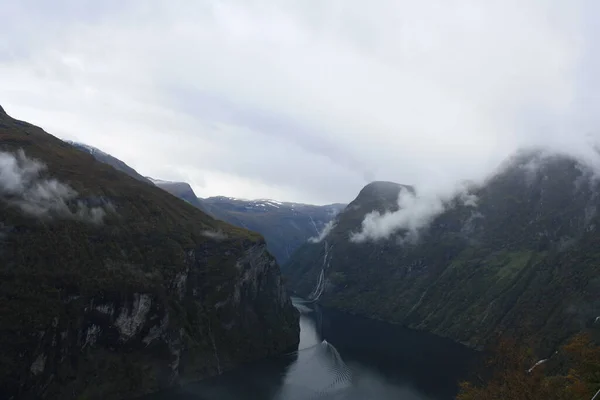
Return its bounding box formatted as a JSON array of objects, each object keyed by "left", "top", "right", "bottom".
[
  {"left": 64, "top": 143, "right": 207, "bottom": 213},
  {"left": 0, "top": 107, "right": 299, "bottom": 399},
  {"left": 199, "top": 196, "right": 346, "bottom": 264},
  {"left": 147, "top": 178, "right": 206, "bottom": 210},
  {"left": 284, "top": 153, "right": 600, "bottom": 354},
  {"left": 139, "top": 179, "right": 346, "bottom": 265},
  {"left": 66, "top": 141, "right": 154, "bottom": 185},
  {"left": 64, "top": 143, "right": 345, "bottom": 265}
]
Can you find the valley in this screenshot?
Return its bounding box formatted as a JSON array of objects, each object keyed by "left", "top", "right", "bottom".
[{"left": 1, "top": 107, "right": 599, "bottom": 399}]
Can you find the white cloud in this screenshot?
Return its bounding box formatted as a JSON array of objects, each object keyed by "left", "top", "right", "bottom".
[
  {"left": 0, "top": 149, "right": 110, "bottom": 223},
  {"left": 308, "top": 220, "right": 336, "bottom": 244},
  {"left": 0, "top": 1, "right": 598, "bottom": 204},
  {"left": 350, "top": 187, "right": 449, "bottom": 243},
  {"left": 201, "top": 229, "right": 228, "bottom": 241},
  {"left": 351, "top": 181, "right": 480, "bottom": 243}
]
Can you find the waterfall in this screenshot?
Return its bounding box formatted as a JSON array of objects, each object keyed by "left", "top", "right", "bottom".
[
  {"left": 207, "top": 321, "right": 222, "bottom": 374},
  {"left": 308, "top": 241, "right": 333, "bottom": 302},
  {"left": 527, "top": 359, "right": 548, "bottom": 373},
  {"left": 308, "top": 270, "right": 325, "bottom": 300},
  {"left": 309, "top": 215, "right": 320, "bottom": 236}
]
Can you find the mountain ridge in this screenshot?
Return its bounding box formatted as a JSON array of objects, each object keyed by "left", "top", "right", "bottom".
[
  {"left": 64, "top": 143, "right": 345, "bottom": 264},
  {"left": 66, "top": 141, "right": 154, "bottom": 185}
]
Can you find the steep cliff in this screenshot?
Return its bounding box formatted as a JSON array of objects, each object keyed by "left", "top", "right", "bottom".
[
  {"left": 0, "top": 107, "right": 299, "bottom": 399},
  {"left": 284, "top": 152, "right": 600, "bottom": 353}
]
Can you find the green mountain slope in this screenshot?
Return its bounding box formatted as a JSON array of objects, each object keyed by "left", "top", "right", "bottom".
[
  {"left": 284, "top": 153, "right": 600, "bottom": 353},
  {"left": 0, "top": 107, "right": 299, "bottom": 400}
]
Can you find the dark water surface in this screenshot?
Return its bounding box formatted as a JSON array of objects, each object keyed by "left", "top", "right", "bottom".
[{"left": 144, "top": 298, "right": 477, "bottom": 399}]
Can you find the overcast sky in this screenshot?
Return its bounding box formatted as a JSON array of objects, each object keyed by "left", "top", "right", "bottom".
[{"left": 1, "top": 0, "right": 599, "bottom": 205}]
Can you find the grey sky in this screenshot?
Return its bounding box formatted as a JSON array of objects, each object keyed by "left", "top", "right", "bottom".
[{"left": 1, "top": 0, "right": 598, "bottom": 204}]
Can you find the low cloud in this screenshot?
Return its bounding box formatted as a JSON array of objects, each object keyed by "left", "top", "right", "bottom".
[
  {"left": 308, "top": 220, "right": 336, "bottom": 244},
  {"left": 201, "top": 229, "right": 228, "bottom": 241},
  {"left": 350, "top": 147, "right": 600, "bottom": 244},
  {"left": 0, "top": 149, "right": 111, "bottom": 223},
  {"left": 350, "top": 185, "right": 477, "bottom": 243}
]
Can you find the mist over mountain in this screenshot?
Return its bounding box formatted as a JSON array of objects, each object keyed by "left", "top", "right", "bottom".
[
  {"left": 284, "top": 150, "right": 600, "bottom": 353},
  {"left": 5, "top": 1, "right": 600, "bottom": 398}
]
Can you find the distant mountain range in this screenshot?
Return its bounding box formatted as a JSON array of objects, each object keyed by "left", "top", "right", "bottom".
[
  {"left": 66, "top": 141, "right": 345, "bottom": 265},
  {"left": 199, "top": 195, "right": 345, "bottom": 264},
  {"left": 146, "top": 180, "right": 345, "bottom": 265}
]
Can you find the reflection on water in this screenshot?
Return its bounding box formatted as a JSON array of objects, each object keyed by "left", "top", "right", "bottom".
[{"left": 143, "top": 298, "right": 476, "bottom": 400}]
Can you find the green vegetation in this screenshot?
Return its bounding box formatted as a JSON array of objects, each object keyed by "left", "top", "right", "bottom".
[
  {"left": 457, "top": 332, "right": 600, "bottom": 400},
  {"left": 0, "top": 109, "right": 299, "bottom": 399},
  {"left": 484, "top": 250, "right": 532, "bottom": 280},
  {"left": 284, "top": 155, "right": 600, "bottom": 353}
]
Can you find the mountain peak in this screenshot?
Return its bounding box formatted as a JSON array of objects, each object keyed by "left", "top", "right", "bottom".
[
  {"left": 361, "top": 181, "right": 409, "bottom": 193},
  {"left": 0, "top": 104, "right": 5, "bottom": 115},
  {"left": 354, "top": 181, "right": 412, "bottom": 206}
]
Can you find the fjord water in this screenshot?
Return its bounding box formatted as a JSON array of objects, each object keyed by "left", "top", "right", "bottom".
[{"left": 145, "top": 298, "right": 476, "bottom": 400}]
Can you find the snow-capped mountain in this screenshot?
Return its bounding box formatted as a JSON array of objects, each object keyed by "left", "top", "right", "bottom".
[{"left": 200, "top": 196, "right": 345, "bottom": 264}]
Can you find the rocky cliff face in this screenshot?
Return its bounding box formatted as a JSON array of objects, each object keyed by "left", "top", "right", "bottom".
[
  {"left": 284, "top": 152, "right": 600, "bottom": 353},
  {"left": 8, "top": 240, "right": 298, "bottom": 400},
  {"left": 0, "top": 107, "right": 299, "bottom": 399}
]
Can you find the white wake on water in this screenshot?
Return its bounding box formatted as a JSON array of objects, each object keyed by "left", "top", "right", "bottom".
[{"left": 276, "top": 339, "right": 353, "bottom": 400}]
